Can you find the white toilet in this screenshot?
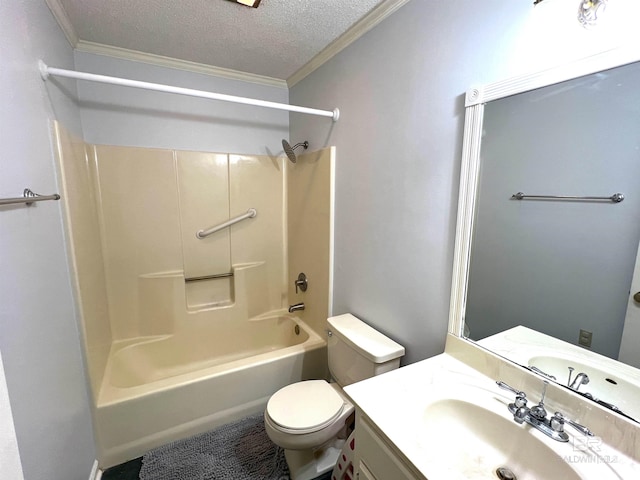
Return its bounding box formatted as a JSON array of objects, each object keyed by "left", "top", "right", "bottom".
[{"left": 264, "top": 313, "right": 405, "bottom": 480}]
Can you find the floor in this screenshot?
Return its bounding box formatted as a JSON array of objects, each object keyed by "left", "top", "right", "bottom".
[
  {"left": 102, "top": 456, "right": 333, "bottom": 480},
  {"left": 102, "top": 457, "right": 142, "bottom": 480},
  {"left": 100, "top": 413, "right": 336, "bottom": 480}
]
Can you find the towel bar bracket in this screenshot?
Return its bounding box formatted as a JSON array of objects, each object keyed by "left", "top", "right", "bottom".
[{"left": 0, "top": 188, "right": 61, "bottom": 206}]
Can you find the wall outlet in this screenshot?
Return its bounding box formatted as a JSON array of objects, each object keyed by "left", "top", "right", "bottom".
[{"left": 578, "top": 329, "right": 593, "bottom": 348}]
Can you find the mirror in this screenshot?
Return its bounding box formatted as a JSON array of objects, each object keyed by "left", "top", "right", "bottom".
[{"left": 450, "top": 49, "right": 640, "bottom": 422}]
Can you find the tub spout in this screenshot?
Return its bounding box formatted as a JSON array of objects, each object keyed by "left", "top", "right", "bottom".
[{"left": 288, "top": 303, "right": 305, "bottom": 313}]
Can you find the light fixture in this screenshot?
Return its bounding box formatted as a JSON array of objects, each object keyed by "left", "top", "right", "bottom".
[
  {"left": 228, "top": 0, "right": 261, "bottom": 7},
  {"left": 577, "top": 0, "right": 607, "bottom": 27}
]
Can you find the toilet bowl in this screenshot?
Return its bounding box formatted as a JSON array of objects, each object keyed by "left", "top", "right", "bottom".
[
  {"left": 264, "top": 380, "right": 354, "bottom": 450},
  {"left": 264, "top": 314, "right": 405, "bottom": 480},
  {"left": 264, "top": 381, "right": 354, "bottom": 480}
]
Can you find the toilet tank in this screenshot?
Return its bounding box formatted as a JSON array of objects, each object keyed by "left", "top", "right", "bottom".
[{"left": 327, "top": 314, "right": 405, "bottom": 387}]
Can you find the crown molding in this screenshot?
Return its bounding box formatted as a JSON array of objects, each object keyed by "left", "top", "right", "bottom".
[
  {"left": 45, "top": 0, "right": 78, "bottom": 47},
  {"left": 46, "top": 0, "right": 408, "bottom": 90},
  {"left": 287, "top": 0, "right": 411, "bottom": 88},
  {"left": 75, "top": 41, "right": 288, "bottom": 89},
  {"left": 44, "top": 0, "right": 285, "bottom": 88}
]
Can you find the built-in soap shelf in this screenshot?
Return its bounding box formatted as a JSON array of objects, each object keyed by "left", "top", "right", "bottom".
[
  {"left": 184, "top": 269, "right": 234, "bottom": 312},
  {"left": 137, "top": 262, "right": 275, "bottom": 326}
]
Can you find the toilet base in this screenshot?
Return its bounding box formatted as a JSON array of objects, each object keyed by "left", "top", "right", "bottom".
[{"left": 285, "top": 438, "right": 345, "bottom": 480}]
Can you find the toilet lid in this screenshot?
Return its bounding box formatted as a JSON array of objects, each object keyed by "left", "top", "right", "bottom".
[{"left": 267, "top": 380, "right": 345, "bottom": 433}]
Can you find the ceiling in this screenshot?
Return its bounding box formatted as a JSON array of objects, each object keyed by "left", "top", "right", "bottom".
[{"left": 50, "top": 0, "right": 396, "bottom": 82}]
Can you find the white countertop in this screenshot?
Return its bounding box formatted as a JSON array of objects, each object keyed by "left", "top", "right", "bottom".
[
  {"left": 478, "top": 326, "right": 640, "bottom": 421},
  {"left": 344, "top": 350, "right": 639, "bottom": 480},
  {"left": 478, "top": 326, "right": 640, "bottom": 384}
]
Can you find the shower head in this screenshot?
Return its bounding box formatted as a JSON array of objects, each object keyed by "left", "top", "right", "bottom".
[{"left": 282, "top": 139, "right": 309, "bottom": 163}]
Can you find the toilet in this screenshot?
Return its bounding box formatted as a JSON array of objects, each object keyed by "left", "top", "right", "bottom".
[{"left": 264, "top": 313, "right": 405, "bottom": 480}]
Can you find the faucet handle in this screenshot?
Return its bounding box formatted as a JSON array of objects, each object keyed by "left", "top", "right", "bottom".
[
  {"left": 498, "top": 381, "right": 530, "bottom": 424},
  {"left": 550, "top": 412, "right": 565, "bottom": 433},
  {"left": 294, "top": 272, "right": 308, "bottom": 293},
  {"left": 528, "top": 365, "right": 557, "bottom": 381},
  {"left": 496, "top": 381, "right": 526, "bottom": 398},
  {"left": 553, "top": 412, "right": 594, "bottom": 437}
]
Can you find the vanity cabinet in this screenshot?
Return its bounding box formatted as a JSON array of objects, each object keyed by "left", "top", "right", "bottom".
[{"left": 354, "top": 412, "right": 424, "bottom": 480}]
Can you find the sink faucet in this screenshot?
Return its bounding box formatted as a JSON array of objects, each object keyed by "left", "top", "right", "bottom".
[
  {"left": 496, "top": 381, "right": 528, "bottom": 424},
  {"left": 551, "top": 412, "right": 595, "bottom": 437},
  {"left": 497, "top": 380, "right": 594, "bottom": 443},
  {"left": 568, "top": 372, "right": 590, "bottom": 391},
  {"left": 288, "top": 302, "right": 305, "bottom": 313},
  {"left": 527, "top": 365, "right": 556, "bottom": 381},
  {"left": 528, "top": 380, "right": 549, "bottom": 421}
]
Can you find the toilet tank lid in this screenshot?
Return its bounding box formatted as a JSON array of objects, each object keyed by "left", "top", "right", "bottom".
[{"left": 328, "top": 314, "right": 405, "bottom": 363}]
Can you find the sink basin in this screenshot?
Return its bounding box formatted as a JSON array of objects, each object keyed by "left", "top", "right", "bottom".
[
  {"left": 418, "top": 398, "right": 581, "bottom": 480},
  {"left": 528, "top": 356, "right": 640, "bottom": 421},
  {"left": 345, "top": 351, "right": 635, "bottom": 480}
]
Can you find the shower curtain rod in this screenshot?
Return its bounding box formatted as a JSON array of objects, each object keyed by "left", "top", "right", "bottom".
[{"left": 39, "top": 61, "right": 340, "bottom": 121}]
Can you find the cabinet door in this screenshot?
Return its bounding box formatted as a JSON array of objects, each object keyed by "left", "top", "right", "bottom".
[
  {"left": 358, "top": 461, "right": 378, "bottom": 480},
  {"left": 356, "top": 415, "right": 421, "bottom": 480}
]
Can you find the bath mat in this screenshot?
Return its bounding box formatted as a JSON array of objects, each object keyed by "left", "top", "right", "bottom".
[{"left": 139, "top": 413, "right": 289, "bottom": 480}]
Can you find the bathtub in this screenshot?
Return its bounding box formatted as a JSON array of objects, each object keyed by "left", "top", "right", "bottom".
[{"left": 95, "top": 315, "right": 327, "bottom": 468}]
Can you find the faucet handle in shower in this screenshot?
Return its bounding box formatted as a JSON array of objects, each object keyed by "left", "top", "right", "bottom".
[{"left": 294, "top": 272, "right": 308, "bottom": 293}]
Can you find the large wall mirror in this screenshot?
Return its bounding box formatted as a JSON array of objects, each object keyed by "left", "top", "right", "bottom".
[{"left": 450, "top": 48, "right": 640, "bottom": 423}]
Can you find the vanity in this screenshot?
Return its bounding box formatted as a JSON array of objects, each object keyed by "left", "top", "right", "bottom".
[
  {"left": 345, "top": 336, "right": 640, "bottom": 480},
  {"left": 344, "top": 47, "right": 640, "bottom": 480}
]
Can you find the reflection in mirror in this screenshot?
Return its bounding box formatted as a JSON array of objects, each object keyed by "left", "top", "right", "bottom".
[{"left": 458, "top": 58, "right": 640, "bottom": 422}]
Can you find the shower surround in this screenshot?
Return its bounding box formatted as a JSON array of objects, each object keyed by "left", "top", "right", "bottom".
[{"left": 53, "top": 122, "right": 334, "bottom": 467}]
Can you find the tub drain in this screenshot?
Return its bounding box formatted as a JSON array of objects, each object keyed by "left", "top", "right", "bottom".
[
  {"left": 294, "top": 324, "right": 300, "bottom": 335},
  {"left": 496, "top": 467, "right": 517, "bottom": 480}
]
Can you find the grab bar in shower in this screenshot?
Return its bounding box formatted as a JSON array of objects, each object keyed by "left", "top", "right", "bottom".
[
  {"left": 511, "top": 192, "right": 624, "bottom": 203},
  {"left": 185, "top": 272, "right": 233, "bottom": 283},
  {"left": 196, "top": 208, "right": 257, "bottom": 239},
  {"left": 0, "top": 188, "right": 61, "bottom": 206}
]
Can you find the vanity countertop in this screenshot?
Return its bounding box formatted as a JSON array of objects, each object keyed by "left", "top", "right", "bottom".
[
  {"left": 478, "top": 326, "right": 640, "bottom": 422},
  {"left": 477, "top": 326, "right": 640, "bottom": 383},
  {"left": 344, "top": 348, "right": 640, "bottom": 480}
]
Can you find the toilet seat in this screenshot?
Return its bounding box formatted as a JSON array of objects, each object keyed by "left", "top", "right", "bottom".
[{"left": 266, "top": 380, "right": 345, "bottom": 434}]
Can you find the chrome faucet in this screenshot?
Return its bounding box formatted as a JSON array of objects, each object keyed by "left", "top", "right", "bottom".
[
  {"left": 527, "top": 365, "right": 556, "bottom": 381},
  {"left": 496, "top": 381, "right": 529, "bottom": 424},
  {"left": 568, "top": 372, "right": 590, "bottom": 391},
  {"left": 551, "top": 412, "right": 594, "bottom": 437},
  {"left": 566, "top": 368, "right": 629, "bottom": 417},
  {"left": 496, "top": 380, "right": 594, "bottom": 442},
  {"left": 288, "top": 302, "right": 305, "bottom": 313},
  {"left": 528, "top": 380, "right": 549, "bottom": 421}
]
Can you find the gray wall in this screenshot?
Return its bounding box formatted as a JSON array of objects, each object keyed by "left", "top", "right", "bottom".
[
  {"left": 0, "top": 1, "right": 96, "bottom": 479},
  {"left": 3, "top": 1, "right": 640, "bottom": 477},
  {"left": 288, "top": 0, "right": 640, "bottom": 365},
  {"left": 467, "top": 62, "right": 640, "bottom": 358},
  {"left": 0, "top": 352, "right": 23, "bottom": 479},
  {"left": 75, "top": 52, "right": 289, "bottom": 154},
  {"left": 289, "top": 0, "right": 535, "bottom": 364}
]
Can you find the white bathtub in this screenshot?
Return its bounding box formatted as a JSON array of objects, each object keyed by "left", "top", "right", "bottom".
[{"left": 95, "top": 315, "right": 327, "bottom": 468}]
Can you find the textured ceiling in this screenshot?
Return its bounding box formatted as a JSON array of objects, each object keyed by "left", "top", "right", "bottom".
[{"left": 58, "top": 0, "right": 386, "bottom": 80}]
